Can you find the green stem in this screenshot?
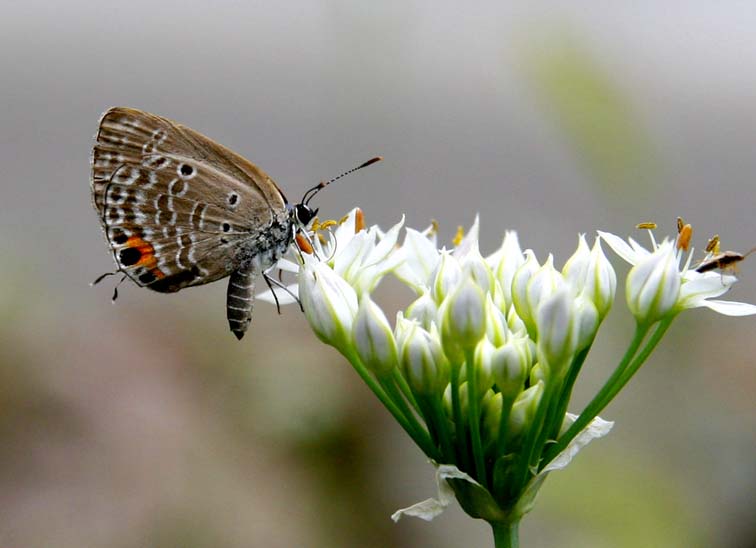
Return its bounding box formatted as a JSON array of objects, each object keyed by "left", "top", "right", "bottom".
[
  {"left": 491, "top": 520, "right": 519, "bottom": 548},
  {"left": 512, "top": 378, "right": 557, "bottom": 495},
  {"left": 465, "top": 349, "right": 487, "bottom": 488},
  {"left": 392, "top": 367, "right": 422, "bottom": 415},
  {"left": 550, "top": 346, "right": 590, "bottom": 439},
  {"left": 427, "top": 395, "right": 455, "bottom": 464},
  {"left": 540, "top": 318, "right": 674, "bottom": 470},
  {"left": 379, "top": 376, "right": 439, "bottom": 460},
  {"left": 343, "top": 348, "right": 437, "bottom": 459},
  {"left": 450, "top": 362, "right": 470, "bottom": 472}
]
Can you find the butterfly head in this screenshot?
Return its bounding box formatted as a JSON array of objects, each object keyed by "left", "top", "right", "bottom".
[{"left": 293, "top": 202, "right": 318, "bottom": 228}]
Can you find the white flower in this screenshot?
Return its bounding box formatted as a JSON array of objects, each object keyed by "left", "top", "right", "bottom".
[{"left": 599, "top": 230, "right": 756, "bottom": 318}]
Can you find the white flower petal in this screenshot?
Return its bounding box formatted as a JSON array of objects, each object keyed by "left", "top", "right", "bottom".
[
  {"left": 453, "top": 215, "right": 480, "bottom": 259},
  {"left": 541, "top": 414, "right": 614, "bottom": 473},
  {"left": 257, "top": 284, "right": 299, "bottom": 305},
  {"left": 391, "top": 464, "right": 479, "bottom": 522},
  {"left": 597, "top": 231, "right": 639, "bottom": 265},
  {"left": 694, "top": 299, "right": 756, "bottom": 316}
]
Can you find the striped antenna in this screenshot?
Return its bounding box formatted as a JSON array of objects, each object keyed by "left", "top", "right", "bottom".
[{"left": 302, "top": 156, "right": 382, "bottom": 205}]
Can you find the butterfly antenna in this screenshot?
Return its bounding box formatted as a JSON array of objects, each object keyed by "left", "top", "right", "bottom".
[{"left": 302, "top": 156, "right": 382, "bottom": 205}]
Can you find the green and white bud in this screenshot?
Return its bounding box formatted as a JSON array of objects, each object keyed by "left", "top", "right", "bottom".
[
  {"left": 473, "top": 337, "right": 496, "bottom": 396},
  {"left": 484, "top": 294, "right": 509, "bottom": 346},
  {"left": 490, "top": 340, "right": 529, "bottom": 399},
  {"left": 353, "top": 294, "right": 398, "bottom": 377},
  {"left": 529, "top": 362, "right": 548, "bottom": 386},
  {"left": 431, "top": 251, "right": 463, "bottom": 304},
  {"left": 488, "top": 230, "right": 525, "bottom": 307},
  {"left": 461, "top": 248, "right": 496, "bottom": 295},
  {"left": 506, "top": 381, "right": 544, "bottom": 442},
  {"left": 583, "top": 238, "right": 616, "bottom": 320},
  {"left": 442, "top": 276, "right": 487, "bottom": 352},
  {"left": 299, "top": 261, "right": 359, "bottom": 348},
  {"left": 511, "top": 250, "right": 540, "bottom": 335},
  {"left": 406, "top": 291, "right": 438, "bottom": 331},
  {"left": 401, "top": 322, "right": 449, "bottom": 397},
  {"left": 481, "top": 390, "right": 503, "bottom": 448},
  {"left": 562, "top": 234, "right": 591, "bottom": 294},
  {"left": 573, "top": 294, "right": 599, "bottom": 352},
  {"left": 626, "top": 240, "right": 681, "bottom": 324},
  {"left": 535, "top": 286, "right": 577, "bottom": 374}
]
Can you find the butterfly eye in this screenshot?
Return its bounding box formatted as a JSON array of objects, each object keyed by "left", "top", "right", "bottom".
[{"left": 295, "top": 204, "right": 316, "bottom": 226}]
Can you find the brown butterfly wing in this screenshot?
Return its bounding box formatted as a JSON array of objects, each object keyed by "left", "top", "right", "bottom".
[{"left": 91, "top": 107, "right": 289, "bottom": 293}]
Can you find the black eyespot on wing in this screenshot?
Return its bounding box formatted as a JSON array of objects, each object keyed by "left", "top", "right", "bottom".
[
  {"left": 119, "top": 247, "right": 141, "bottom": 266},
  {"left": 222, "top": 222, "right": 231, "bottom": 233},
  {"left": 113, "top": 233, "right": 128, "bottom": 245},
  {"left": 180, "top": 164, "right": 193, "bottom": 176},
  {"left": 228, "top": 193, "right": 239, "bottom": 206}
]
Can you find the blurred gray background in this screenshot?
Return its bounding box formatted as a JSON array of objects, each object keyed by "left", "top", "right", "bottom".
[{"left": 1, "top": 2, "right": 755, "bottom": 547}]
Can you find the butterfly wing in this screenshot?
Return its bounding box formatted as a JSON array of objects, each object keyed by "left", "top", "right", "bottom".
[{"left": 91, "top": 107, "right": 290, "bottom": 293}]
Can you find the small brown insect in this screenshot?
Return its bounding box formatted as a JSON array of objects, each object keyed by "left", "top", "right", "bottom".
[{"left": 694, "top": 247, "right": 756, "bottom": 273}]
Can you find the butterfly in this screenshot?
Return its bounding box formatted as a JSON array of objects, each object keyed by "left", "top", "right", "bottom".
[{"left": 90, "top": 107, "right": 379, "bottom": 339}]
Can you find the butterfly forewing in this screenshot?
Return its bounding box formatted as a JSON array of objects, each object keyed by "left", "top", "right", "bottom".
[{"left": 91, "top": 107, "right": 289, "bottom": 293}]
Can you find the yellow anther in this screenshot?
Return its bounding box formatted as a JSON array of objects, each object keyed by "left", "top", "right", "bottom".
[
  {"left": 705, "top": 235, "right": 720, "bottom": 254},
  {"left": 636, "top": 222, "right": 657, "bottom": 230},
  {"left": 453, "top": 225, "right": 465, "bottom": 247}
]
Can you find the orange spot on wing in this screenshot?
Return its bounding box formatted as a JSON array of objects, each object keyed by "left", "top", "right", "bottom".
[{"left": 125, "top": 236, "right": 160, "bottom": 270}]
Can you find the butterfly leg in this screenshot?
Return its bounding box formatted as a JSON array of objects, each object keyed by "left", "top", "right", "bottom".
[
  {"left": 262, "top": 271, "right": 304, "bottom": 313},
  {"left": 227, "top": 267, "right": 257, "bottom": 340}
]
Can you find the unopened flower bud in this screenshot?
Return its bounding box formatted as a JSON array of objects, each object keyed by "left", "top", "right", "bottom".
[
  {"left": 300, "top": 261, "right": 358, "bottom": 347},
  {"left": 511, "top": 250, "right": 540, "bottom": 335},
  {"left": 626, "top": 240, "right": 681, "bottom": 324},
  {"left": 473, "top": 337, "right": 496, "bottom": 395},
  {"left": 406, "top": 292, "right": 438, "bottom": 330},
  {"left": 353, "top": 294, "right": 398, "bottom": 377},
  {"left": 488, "top": 231, "right": 525, "bottom": 307},
  {"left": 583, "top": 238, "right": 616, "bottom": 320},
  {"left": 485, "top": 294, "right": 509, "bottom": 346},
  {"left": 401, "top": 322, "right": 449, "bottom": 396},
  {"left": 431, "top": 251, "right": 463, "bottom": 304},
  {"left": 506, "top": 381, "right": 544, "bottom": 442},
  {"left": 490, "top": 340, "right": 529, "bottom": 399},
  {"left": 442, "top": 276, "right": 487, "bottom": 352},
  {"left": 573, "top": 294, "right": 599, "bottom": 351},
  {"left": 536, "top": 286, "right": 577, "bottom": 373}
]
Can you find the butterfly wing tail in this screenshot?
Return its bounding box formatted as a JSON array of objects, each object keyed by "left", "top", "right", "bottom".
[{"left": 227, "top": 267, "right": 256, "bottom": 340}]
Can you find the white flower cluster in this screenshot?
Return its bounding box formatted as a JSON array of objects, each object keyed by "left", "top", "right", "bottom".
[{"left": 260, "top": 208, "right": 754, "bottom": 523}]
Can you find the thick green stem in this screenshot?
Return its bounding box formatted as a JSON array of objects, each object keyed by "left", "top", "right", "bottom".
[
  {"left": 491, "top": 520, "right": 519, "bottom": 548},
  {"left": 465, "top": 349, "right": 487, "bottom": 488}
]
